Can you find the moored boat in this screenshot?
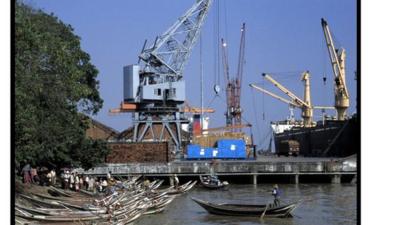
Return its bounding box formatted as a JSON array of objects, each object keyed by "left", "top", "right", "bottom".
[{"left": 199, "top": 175, "right": 228, "bottom": 189}]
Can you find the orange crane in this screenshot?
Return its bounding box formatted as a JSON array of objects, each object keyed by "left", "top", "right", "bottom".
[{"left": 109, "top": 102, "right": 214, "bottom": 115}]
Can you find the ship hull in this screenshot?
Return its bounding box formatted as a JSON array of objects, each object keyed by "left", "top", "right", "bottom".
[{"left": 273, "top": 116, "right": 359, "bottom": 157}]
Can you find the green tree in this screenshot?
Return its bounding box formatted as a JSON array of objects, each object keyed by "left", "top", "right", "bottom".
[{"left": 15, "top": 2, "right": 109, "bottom": 170}]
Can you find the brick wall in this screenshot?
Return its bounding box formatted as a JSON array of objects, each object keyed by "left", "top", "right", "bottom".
[{"left": 106, "top": 142, "right": 170, "bottom": 163}]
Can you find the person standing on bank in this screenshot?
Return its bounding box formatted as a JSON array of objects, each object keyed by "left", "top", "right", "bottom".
[
  {"left": 173, "top": 174, "right": 179, "bottom": 189},
  {"left": 63, "top": 171, "right": 70, "bottom": 190},
  {"left": 107, "top": 171, "right": 112, "bottom": 181},
  {"left": 30, "top": 167, "right": 38, "bottom": 184},
  {"left": 272, "top": 184, "right": 281, "bottom": 206},
  {"left": 50, "top": 169, "right": 56, "bottom": 186},
  {"left": 75, "top": 174, "right": 80, "bottom": 192},
  {"left": 22, "top": 163, "right": 32, "bottom": 184},
  {"left": 69, "top": 172, "right": 75, "bottom": 190}
]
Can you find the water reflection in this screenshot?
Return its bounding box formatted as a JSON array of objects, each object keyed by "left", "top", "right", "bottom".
[{"left": 136, "top": 184, "right": 357, "bottom": 225}]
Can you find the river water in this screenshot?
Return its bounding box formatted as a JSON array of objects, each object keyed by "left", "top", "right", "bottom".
[{"left": 136, "top": 183, "right": 357, "bottom": 225}]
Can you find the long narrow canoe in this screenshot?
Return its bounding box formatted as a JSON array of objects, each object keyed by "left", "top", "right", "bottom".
[
  {"left": 191, "top": 197, "right": 298, "bottom": 217},
  {"left": 15, "top": 206, "right": 143, "bottom": 222},
  {"left": 48, "top": 186, "right": 72, "bottom": 197}
]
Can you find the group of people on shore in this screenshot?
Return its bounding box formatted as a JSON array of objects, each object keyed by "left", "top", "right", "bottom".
[
  {"left": 20, "top": 164, "right": 115, "bottom": 194},
  {"left": 21, "top": 163, "right": 56, "bottom": 186},
  {"left": 60, "top": 171, "right": 115, "bottom": 193},
  {"left": 61, "top": 171, "right": 85, "bottom": 191}
]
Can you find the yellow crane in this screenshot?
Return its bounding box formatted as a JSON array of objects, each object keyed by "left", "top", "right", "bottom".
[
  {"left": 250, "top": 72, "right": 334, "bottom": 127},
  {"left": 321, "top": 18, "right": 349, "bottom": 121}
]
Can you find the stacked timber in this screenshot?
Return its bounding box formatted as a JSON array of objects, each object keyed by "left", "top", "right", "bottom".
[
  {"left": 192, "top": 133, "right": 251, "bottom": 151},
  {"left": 192, "top": 132, "right": 250, "bottom": 148}
]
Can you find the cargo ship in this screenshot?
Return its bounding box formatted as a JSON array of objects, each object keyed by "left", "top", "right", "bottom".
[
  {"left": 271, "top": 114, "right": 359, "bottom": 157},
  {"left": 251, "top": 18, "right": 359, "bottom": 157}
]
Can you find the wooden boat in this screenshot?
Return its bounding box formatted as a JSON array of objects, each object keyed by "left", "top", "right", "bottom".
[
  {"left": 15, "top": 178, "right": 175, "bottom": 224},
  {"left": 15, "top": 207, "right": 144, "bottom": 223},
  {"left": 191, "top": 197, "right": 298, "bottom": 217},
  {"left": 48, "top": 186, "right": 72, "bottom": 197},
  {"left": 79, "top": 189, "right": 98, "bottom": 197},
  {"left": 166, "top": 180, "right": 197, "bottom": 195},
  {"left": 199, "top": 175, "right": 228, "bottom": 189},
  {"left": 18, "top": 194, "right": 68, "bottom": 209}
]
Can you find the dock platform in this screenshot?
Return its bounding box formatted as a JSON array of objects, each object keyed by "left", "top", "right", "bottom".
[{"left": 81, "top": 155, "right": 357, "bottom": 184}]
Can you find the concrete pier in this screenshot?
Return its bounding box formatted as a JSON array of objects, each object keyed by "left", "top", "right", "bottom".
[
  {"left": 331, "top": 174, "right": 341, "bottom": 184},
  {"left": 81, "top": 156, "right": 357, "bottom": 184},
  {"left": 350, "top": 174, "right": 357, "bottom": 184},
  {"left": 252, "top": 175, "right": 258, "bottom": 185},
  {"left": 290, "top": 174, "right": 299, "bottom": 184}
]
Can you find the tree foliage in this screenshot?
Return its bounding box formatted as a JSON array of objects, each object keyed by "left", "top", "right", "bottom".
[{"left": 15, "top": 2, "right": 109, "bottom": 170}]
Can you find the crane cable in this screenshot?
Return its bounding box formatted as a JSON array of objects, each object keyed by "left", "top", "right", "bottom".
[
  {"left": 223, "top": 0, "right": 229, "bottom": 49},
  {"left": 262, "top": 81, "right": 265, "bottom": 121},
  {"left": 213, "top": 0, "right": 218, "bottom": 87}
]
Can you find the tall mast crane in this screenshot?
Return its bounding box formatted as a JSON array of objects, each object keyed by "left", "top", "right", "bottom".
[
  {"left": 119, "top": 0, "right": 213, "bottom": 157},
  {"left": 321, "top": 18, "right": 349, "bottom": 121},
  {"left": 221, "top": 23, "right": 246, "bottom": 130}
]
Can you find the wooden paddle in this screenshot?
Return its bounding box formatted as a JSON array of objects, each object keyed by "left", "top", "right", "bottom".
[{"left": 260, "top": 203, "right": 269, "bottom": 219}]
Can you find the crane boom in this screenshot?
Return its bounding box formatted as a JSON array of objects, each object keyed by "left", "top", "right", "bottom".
[
  {"left": 321, "top": 18, "right": 350, "bottom": 120},
  {"left": 249, "top": 84, "right": 300, "bottom": 107},
  {"left": 221, "top": 38, "right": 230, "bottom": 82},
  {"left": 321, "top": 19, "right": 349, "bottom": 97},
  {"left": 313, "top": 106, "right": 335, "bottom": 110},
  {"left": 252, "top": 72, "right": 314, "bottom": 127},
  {"left": 221, "top": 38, "right": 233, "bottom": 126},
  {"left": 235, "top": 23, "right": 246, "bottom": 116},
  {"left": 124, "top": 0, "right": 213, "bottom": 109},
  {"left": 263, "top": 73, "right": 311, "bottom": 108},
  {"left": 140, "top": 0, "right": 213, "bottom": 79}
]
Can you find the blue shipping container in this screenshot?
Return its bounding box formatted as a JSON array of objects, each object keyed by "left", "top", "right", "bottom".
[
  {"left": 217, "top": 139, "right": 246, "bottom": 159},
  {"left": 187, "top": 144, "right": 201, "bottom": 159},
  {"left": 186, "top": 145, "right": 214, "bottom": 159},
  {"left": 204, "top": 148, "right": 215, "bottom": 159},
  {"left": 187, "top": 140, "right": 246, "bottom": 159}
]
